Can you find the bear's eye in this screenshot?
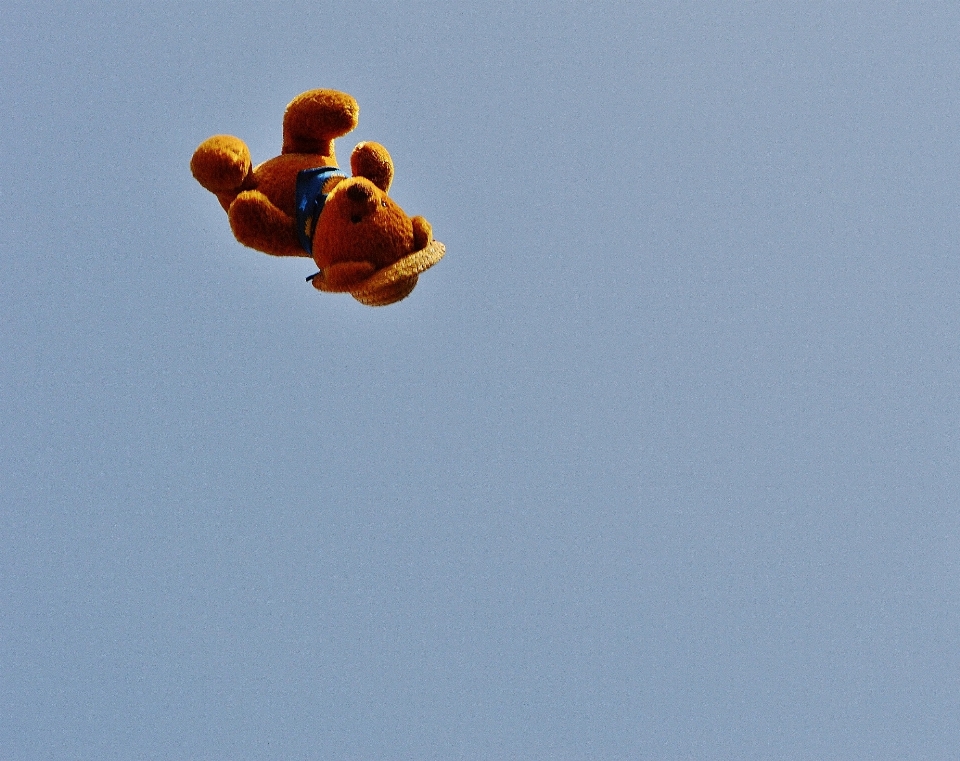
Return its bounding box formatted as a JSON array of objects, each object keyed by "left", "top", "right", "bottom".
[{"left": 381, "top": 200, "right": 387, "bottom": 207}]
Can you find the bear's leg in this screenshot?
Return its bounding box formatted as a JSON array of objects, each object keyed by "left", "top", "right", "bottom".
[
  {"left": 190, "top": 135, "right": 255, "bottom": 210},
  {"left": 282, "top": 90, "right": 359, "bottom": 156},
  {"left": 350, "top": 142, "right": 394, "bottom": 193},
  {"left": 228, "top": 190, "right": 306, "bottom": 257}
]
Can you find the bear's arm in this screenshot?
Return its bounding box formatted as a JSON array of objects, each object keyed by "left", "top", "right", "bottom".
[{"left": 228, "top": 190, "right": 307, "bottom": 257}]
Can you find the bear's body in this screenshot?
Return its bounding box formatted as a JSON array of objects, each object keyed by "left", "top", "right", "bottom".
[{"left": 190, "top": 89, "right": 443, "bottom": 306}]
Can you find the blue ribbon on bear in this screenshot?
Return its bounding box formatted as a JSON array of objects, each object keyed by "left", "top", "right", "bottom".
[{"left": 295, "top": 166, "right": 346, "bottom": 255}]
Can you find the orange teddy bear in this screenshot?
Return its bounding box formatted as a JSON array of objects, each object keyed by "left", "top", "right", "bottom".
[{"left": 190, "top": 89, "right": 444, "bottom": 306}]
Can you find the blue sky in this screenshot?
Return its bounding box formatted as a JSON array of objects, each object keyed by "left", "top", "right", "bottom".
[{"left": 2, "top": 1, "right": 960, "bottom": 758}]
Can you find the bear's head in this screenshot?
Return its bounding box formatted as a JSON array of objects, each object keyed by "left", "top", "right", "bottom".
[
  {"left": 308, "top": 143, "right": 440, "bottom": 305},
  {"left": 314, "top": 176, "right": 415, "bottom": 276}
]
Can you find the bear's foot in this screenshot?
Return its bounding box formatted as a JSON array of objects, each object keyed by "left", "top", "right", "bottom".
[
  {"left": 191, "top": 135, "right": 253, "bottom": 195},
  {"left": 282, "top": 90, "right": 359, "bottom": 155}
]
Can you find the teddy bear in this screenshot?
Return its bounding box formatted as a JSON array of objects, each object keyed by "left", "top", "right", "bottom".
[{"left": 190, "top": 89, "right": 444, "bottom": 306}]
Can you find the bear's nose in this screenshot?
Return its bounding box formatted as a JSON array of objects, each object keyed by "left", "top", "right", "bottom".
[{"left": 346, "top": 182, "right": 373, "bottom": 203}]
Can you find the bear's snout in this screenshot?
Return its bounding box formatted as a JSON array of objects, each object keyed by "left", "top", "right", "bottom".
[
  {"left": 341, "top": 180, "right": 379, "bottom": 223},
  {"left": 346, "top": 183, "right": 374, "bottom": 203}
]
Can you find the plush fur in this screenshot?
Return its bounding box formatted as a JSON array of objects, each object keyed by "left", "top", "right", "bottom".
[{"left": 190, "top": 89, "right": 443, "bottom": 305}]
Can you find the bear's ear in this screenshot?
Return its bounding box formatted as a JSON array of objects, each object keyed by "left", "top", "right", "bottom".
[
  {"left": 322, "top": 174, "right": 346, "bottom": 194},
  {"left": 351, "top": 142, "right": 394, "bottom": 192},
  {"left": 411, "top": 215, "right": 433, "bottom": 252}
]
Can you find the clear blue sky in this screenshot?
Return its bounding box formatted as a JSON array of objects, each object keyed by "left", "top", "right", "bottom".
[{"left": 2, "top": 1, "right": 960, "bottom": 758}]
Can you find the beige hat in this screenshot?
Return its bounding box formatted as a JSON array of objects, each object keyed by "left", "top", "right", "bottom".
[{"left": 311, "top": 240, "right": 446, "bottom": 306}]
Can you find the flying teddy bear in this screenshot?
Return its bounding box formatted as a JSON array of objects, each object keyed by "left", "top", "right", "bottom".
[{"left": 190, "top": 89, "right": 444, "bottom": 306}]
